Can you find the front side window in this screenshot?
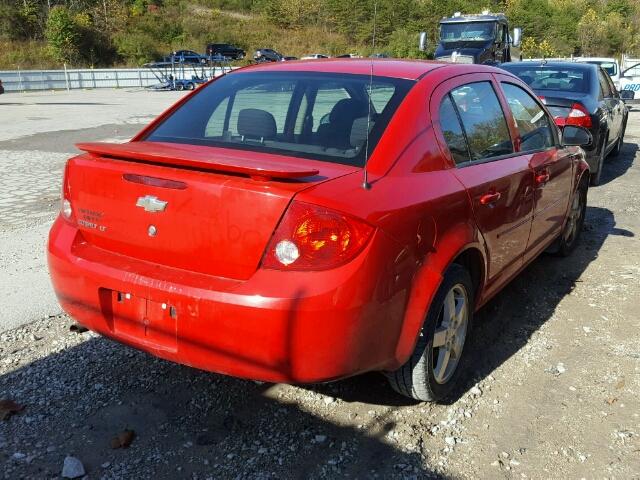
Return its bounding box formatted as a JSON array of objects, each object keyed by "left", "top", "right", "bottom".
[
  {"left": 449, "top": 81, "right": 513, "bottom": 161},
  {"left": 146, "top": 72, "right": 414, "bottom": 166},
  {"left": 502, "top": 83, "right": 555, "bottom": 151}
]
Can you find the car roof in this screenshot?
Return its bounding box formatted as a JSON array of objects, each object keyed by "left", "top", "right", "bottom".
[
  {"left": 501, "top": 61, "right": 595, "bottom": 71},
  {"left": 234, "top": 58, "right": 503, "bottom": 81},
  {"left": 440, "top": 13, "right": 506, "bottom": 23},
  {"left": 575, "top": 57, "right": 616, "bottom": 63}
]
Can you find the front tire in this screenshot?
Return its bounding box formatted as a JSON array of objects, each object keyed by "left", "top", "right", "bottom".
[
  {"left": 385, "top": 264, "right": 474, "bottom": 402},
  {"left": 557, "top": 179, "right": 588, "bottom": 256}
]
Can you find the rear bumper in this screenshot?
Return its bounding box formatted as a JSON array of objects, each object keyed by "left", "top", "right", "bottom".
[{"left": 48, "top": 217, "right": 408, "bottom": 383}]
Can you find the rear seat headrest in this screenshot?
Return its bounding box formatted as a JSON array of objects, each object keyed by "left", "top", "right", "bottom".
[
  {"left": 350, "top": 116, "right": 374, "bottom": 149},
  {"left": 237, "top": 109, "right": 277, "bottom": 140}
]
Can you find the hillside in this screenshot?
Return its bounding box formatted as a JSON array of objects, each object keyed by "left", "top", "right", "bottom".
[{"left": 0, "top": 0, "right": 639, "bottom": 69}]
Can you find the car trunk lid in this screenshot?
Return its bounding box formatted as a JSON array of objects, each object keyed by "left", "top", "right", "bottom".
[{"left": 67, "top": 142, "right": 356, "bottom": 280}]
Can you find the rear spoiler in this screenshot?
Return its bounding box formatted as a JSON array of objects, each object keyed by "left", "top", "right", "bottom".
[{"left": 75, "top": 142, "right": 320, "bottom": 180}]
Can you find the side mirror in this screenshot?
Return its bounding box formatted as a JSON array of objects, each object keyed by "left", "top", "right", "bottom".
[
  {"left": 512, "top": 28, "right": 522, "bottom": 47},
  {"left": 562, "top": 126, "right": 592, "bottom": 147},
  {"left": 419, "top": 32, "right": 428, "bottom": 52},
  {"left": 619, "top": 90, "right": 635, "bottom": 101}
]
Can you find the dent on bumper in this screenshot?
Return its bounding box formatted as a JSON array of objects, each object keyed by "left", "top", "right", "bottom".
[{"left": 47, "top": 217, "right": 409, "bottom": 383}]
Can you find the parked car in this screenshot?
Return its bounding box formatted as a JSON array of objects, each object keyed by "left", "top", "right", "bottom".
[
  {"left": 618, "top": 62, "right": 640, "bottom": 104},
  {"left": 369, "top": 52, "right": 391, "bottom": 58},
  {"left": 49, "top": 60, "right": 591, "bottom": 402},
  {"left": 282, "top": 56, "right": 298, "bottom": 61},
  {"left": 253, "top": 49, "right": 283, "bottom": 62},
  {"left": 165, "top": 50, "right": 206, "bottom": 64},
  {"left": 301, "top": 54, "right": 329, "bottom": 60},
  {"left": 0, "top": 79, "right": 4, "bottom": 94},
  {"left": 206, "top": 43, "right": 245, "bottom": 60},
  {"left": 336, "top": 53, "right": 362, "bottom": 58},
  {"left": 500, "top": 61, "right": 628, "bottom": 186}
]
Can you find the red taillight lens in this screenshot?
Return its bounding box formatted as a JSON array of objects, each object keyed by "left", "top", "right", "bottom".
[
  {"left": 262, "top": 201, "right": 374, "bottom": 270},
  {"left": 565, "top": 103, "right": 592, "bottom": 128}
]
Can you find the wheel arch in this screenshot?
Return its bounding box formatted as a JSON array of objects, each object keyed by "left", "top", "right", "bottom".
[{"left": 387, "top": 222, "right": 488, "bottom": 370}]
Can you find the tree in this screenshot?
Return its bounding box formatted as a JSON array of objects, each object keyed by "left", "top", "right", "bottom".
[{"left": 45, "top": 6, "right": 80, "bottom": 63}]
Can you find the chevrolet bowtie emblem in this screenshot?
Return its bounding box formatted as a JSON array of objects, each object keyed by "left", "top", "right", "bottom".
[{"left": 136, "top": 195, "right": 168, "bottom": 213}]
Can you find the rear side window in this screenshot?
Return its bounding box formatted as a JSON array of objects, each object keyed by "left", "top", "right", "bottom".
[
  {"left": 597, "top": 69, "right": 612, "bottom": 97},
  {"left": 449, "top": 82, "right": 513, "bottom": 161},
  {"left": 501, "top": 83, "right": 555, "bottom": 151},
  {"left": 438, "top": 95, "right": 470, "bottom": 164},
  {"left": 146, "top": 71, "right": 414, "bottom": 166}
]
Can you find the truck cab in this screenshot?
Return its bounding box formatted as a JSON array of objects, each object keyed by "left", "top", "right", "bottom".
[{"left": 434, "top": 11, "right": 520, "bottom": 65}]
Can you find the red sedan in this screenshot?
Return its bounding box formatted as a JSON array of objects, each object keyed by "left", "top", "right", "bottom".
[{"left": 48, "top": 60, "right": 592, "bottom": 401}]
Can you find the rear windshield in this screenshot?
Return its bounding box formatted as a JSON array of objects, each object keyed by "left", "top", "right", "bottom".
[
  {"left": 501, "top": 66, "right": 591, "bottom": 93},
  {"left": 145, "top": 71, "right": 414, "bottom": 166}
]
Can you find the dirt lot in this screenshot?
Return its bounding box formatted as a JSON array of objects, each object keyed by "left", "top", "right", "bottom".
[{"left": 0, "top": 90, "right": 639, "bottom": 479}]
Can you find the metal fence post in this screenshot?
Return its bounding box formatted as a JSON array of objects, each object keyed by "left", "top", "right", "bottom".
[
  {"left": 115, "top": 70, "right": 119, "bottom": 88},
  {"left": 18, "top": 68, "right": 23, "bottom": 91},
  {"left": 138, "top": 69, "right": 143, "bottom": 87},
  {"left": 64, "top": 63, "right": 70, "bottom": 91},
  {"left": 92, "top": 68, "right": 96, "bottom": 89}
]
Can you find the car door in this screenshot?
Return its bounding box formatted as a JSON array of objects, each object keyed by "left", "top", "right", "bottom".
[
  {"left": 496, "top": 76, "right": 574, "bottom": 261},
  {"left": 432, "top": 74, "right": 534, "bottom": 298},
  {"left": 597, "top": 68, "right": 621, "bottom": 148},
  {"left": 603, "top": 69, "right": 626, "bottom": 139}
]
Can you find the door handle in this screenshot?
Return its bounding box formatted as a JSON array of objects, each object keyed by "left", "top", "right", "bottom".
[
  {"left": 480, "top": 191, "right": 501, "bottom": 205},
  {"left": 535, "top": 170, "right": 550, "bottom": 184}
]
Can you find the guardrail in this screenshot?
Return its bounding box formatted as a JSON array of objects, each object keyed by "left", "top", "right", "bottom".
[{"left": 0, "top": 67, "right": 228, "bottom": 92}]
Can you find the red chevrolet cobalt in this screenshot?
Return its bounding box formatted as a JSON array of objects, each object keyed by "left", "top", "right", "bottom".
[{"left": 48, "top": 60, "right": 592, "bottom": 401}]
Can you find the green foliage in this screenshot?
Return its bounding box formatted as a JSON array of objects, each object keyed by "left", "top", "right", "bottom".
[
  {"left": 45, "top": 6, "right": 80, "bottom": 63},
  {"left": 1, "top": 0, "right": 639, "bottom": 69}
]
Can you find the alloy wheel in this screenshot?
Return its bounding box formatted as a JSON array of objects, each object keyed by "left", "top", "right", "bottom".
[{"left": 432, "top": 284, "right": 469, "bottom": 384}]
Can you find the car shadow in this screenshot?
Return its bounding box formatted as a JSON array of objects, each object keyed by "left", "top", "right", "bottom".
[
  {"left": 599, "top": 140, "right": 638, "bottom": 186},
  {"left": 1, "top": 334, "right": 448, "bottom": 478}
]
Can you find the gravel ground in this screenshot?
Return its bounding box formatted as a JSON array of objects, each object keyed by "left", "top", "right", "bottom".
[{"left": 0, "top": 90, "right": 639, "bottom": 479}]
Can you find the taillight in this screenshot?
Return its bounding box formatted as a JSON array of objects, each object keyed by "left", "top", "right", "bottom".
[
  {"left": 60, "top": 161, "right": 74, "bottom": 223},
  {"left": 565, "top": 103, "right": 592, "bottom": 128},
  {"left": 262, "top": 201, "right": 374, "bottom": 270}
]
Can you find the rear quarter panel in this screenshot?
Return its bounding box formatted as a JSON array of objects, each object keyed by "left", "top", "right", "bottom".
[{"left": 297, "top": 70, "right": 488, "bottom": 368}]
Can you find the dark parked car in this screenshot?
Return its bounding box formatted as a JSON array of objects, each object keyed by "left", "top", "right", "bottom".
[
  {"left": 206, "top": 43, "right": 245, "bottom": 60},
  {"left": 0, "top": 79, "right": 4, "bottom": 94},
  {"left": 254, "top": 49, "right": 283, "bottom": 63},
  {"left": 501, "top": 61, "right": 628, "bottom": 185},
  {"left": 165, "top": 50, "right": 207, "bottom": 64}
]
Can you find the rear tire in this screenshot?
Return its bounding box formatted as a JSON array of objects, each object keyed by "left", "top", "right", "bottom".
[
  {"left": 611, "top": 117, "right": 626, "bottom": 157},
  {"left": 385, "top": 264, "right": 474, "bottom": 402},
  {"left": 185, "top": 82, "right": 195, "bottom": 90},
  {"left": 175, "top": 83, "right": 184, "bottom": 91},
  {"left": 557, "top": 179, "right": 588, "bottom": 256},
  {"left": 590, "top": 134, "right": 607, "bottom": 186}
]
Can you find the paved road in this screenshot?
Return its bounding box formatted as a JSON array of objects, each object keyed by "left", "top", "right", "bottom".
[{"left": 0, "top": 89, "right": 184, "bottom": 333}]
